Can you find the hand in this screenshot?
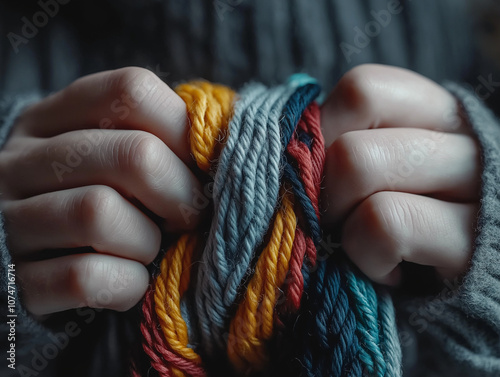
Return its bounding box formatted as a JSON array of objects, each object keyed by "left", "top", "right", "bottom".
[
  {"left": 0, "top": 67, "right": 202, "bottom": 315},
  {"left": 321, "top": 64, "right": 481, "bottom": 285}
]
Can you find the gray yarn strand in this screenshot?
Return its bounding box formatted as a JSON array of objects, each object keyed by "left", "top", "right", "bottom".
[{"left": 194, "top": 80, "right": 300, "bottom": 356}]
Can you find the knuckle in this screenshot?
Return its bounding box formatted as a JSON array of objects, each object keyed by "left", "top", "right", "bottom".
[
  {"left": 122, "top": 132, "right": 166, "bottom": 179},
  {"left": 108, "top": 67, "right": 186, "bottom": 124},
  {"left": 329, "top": 132, "right": 373, "bottom": 194},
  {"left": 76, "top": 186, "right": 119, "bottom": 240},
  {"left": 66, "top": 255, "right": 102, "bottom": 305},
  {"left": 344, "top": 192, "right": 406, "bottom": 263},
  {"left": 334, "top": 64, "right": 377, "bottom": 114},
  {"left": 66, "top": 256, "right": 148, "bottom": 311},
  {"left": 108, "top": 67, "right": 160, "bottom": 105}
]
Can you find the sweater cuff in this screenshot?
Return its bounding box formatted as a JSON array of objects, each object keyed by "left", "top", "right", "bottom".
[
  {"left": 0, "top": 93, "right": 42, "bottom": 150},
  {"left": 445, "top": 82, "right": 500, "bottom": 322},
  {"left": 0, "top": 94, "right": 57, "bottom": 375},
  {"left": 0, "top": 213, "right": 59, "bottom": 376},
  {"left": 397, "top": 82, "right": 500, "bottom": 377}
]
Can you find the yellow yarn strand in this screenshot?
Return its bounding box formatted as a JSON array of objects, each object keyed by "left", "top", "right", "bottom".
[
  {"left": 176, "top": 81, "right": 235, "bottom": 172},
  {"left": 227, "top": 189, "right": 297, "bottom": 372},
  {"left": 153, "top": 82, "right": 236, "bottom": 373},
  {"left": 154, "top": 234, "right": 199, "bottom": 361}
]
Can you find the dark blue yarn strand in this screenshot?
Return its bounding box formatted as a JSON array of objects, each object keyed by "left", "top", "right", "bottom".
[
  {"left": 297, "top": 127, "right": 313, "bottom": 149},
  {"left": 281, "top": 82, "right": 360, "bottom": 377},
  {"left": 257, "top": 76, "right": 363, "bottom": 377},
  {"left": 279, "top": 83, "right": 321, "bottom": 148},
  {"left": 283, "top": 161, "right": 322, "bottom": 243},
  {"left": 298, "top": 258, "right": 362, "bottom": 377},
  {"left": 278, "top": 83, "right": 322, "bottom": 245}
]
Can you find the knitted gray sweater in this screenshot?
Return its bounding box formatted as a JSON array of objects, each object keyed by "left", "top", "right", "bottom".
[{"left": 0, "top": 1, "right": 499, "bottom": 376}]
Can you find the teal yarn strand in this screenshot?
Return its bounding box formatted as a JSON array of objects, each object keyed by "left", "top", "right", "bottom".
[
  {"left": 345, "top": 269, "right": 386, "bottom": 376},
  {"left": 345, "top": 268, "right": 403, "bottom": 377}
]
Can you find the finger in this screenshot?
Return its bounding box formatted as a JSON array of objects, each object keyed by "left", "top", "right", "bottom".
[
  {"left": 320, "top": 64, "right": 468, "bottom": 147},
  {"left": 2, "top": 131, "right": 203, "bottom": 230},
  {"left": 15, "top": 67, "right": 192, "bottom": 164},
  {"left": 17, "top": 254, "right": 149, "bottom": 315},
  {"left": 341, "top": 191, "right": 478, "bottom": 285},
  {"left": 322, "top": 128, "right": 481, "bottom": 224},
  {"left": 2, "top": 186, "right": 161, "bottom": 264}
]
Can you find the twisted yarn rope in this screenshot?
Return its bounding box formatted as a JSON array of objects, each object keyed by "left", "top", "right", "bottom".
[
  {"left": 345, "top": 268, "right": 402, "bottom": 377},
  {"left": 299, "top": 259, "right": 362, "bottom": 377},
  {"left": 377, "top": 289, "right": 403, "bottom": 376},
  {"left": 280, "top": 101, "right": 324, "bottom": 313},
  {"left": 135, "top": 77, "right": 402, "bottom": 377},
  {"left": 134, "top": 82, "right": 236, "bottom": 377},
  {"left": 194, "top": 81, "right": 294, "bottom": 357},
  {"left": 346, "top": 269, "right": 386, "bottom": 377}
]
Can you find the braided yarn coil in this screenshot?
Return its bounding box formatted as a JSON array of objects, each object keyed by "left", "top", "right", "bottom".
[{"left": 133, "top": 77, "right": 402, "bottom": 377}]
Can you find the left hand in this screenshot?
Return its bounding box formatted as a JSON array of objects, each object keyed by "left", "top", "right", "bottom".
[{"left": 320, "top": 64, "right": 481, "bottom": 285}]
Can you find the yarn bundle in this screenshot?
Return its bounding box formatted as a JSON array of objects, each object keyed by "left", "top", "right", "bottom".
[{"left": 133, "top": 76, "right": 402, "bottom": 377}]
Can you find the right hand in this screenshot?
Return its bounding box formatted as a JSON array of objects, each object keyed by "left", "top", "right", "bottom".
[
  {"left": 0, "top": 67, "right": 203, "bottom": 316},
  {"left": 320, "top": 65, "right": 480, "bottom": 286}
]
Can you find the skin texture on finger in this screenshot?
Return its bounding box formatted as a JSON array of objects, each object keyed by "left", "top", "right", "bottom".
[
  {"left": 2, "top": 186, "right": 161, "bottom": 264},
  {"left": 1, "top": 130, "right": 203, "bottom": 230},
  {"left": 17, "top": 253, "right": 149, "bottom": 315},
  {"left": 341, "top": 191, "right": 478, "bottom": 285},
  {"left": 12, "top": 67, "right": 192, "bottom": 165},
  {"left": 320, "top": 64, "right": 468, "bottom": 148},
  {"left": 322, "top": 128, "right": 481, "bottom": 224}
]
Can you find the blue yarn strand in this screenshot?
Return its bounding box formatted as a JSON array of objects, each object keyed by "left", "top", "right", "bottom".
[
  {"left": 283, "top": 161, "right": 322, "bottom": 242},
  {"left": 298, "top": 259, "right": 362, "bottom": 377},
  {"left": 279, "top": 83, "right": 320, "bottom": 148},
  {"left": 345, "top": 269, "right": 386, "bottom": 377},
  {"left": 278, "top": 83, "right": 322, "bottom": 244}
]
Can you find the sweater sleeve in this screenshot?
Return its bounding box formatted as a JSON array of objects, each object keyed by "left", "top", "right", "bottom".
[
  {"left": 0, "top": 94, "right": 41, "bottom": 147},
  {"left": 397, "top": 83, "right": 500, "bottom": 377},
  {"left": 0, "top": 94, "right": 60, "bottom": 376}
]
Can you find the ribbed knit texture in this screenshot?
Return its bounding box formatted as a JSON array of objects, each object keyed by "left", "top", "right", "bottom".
[
  {"left": 0, "top": 0, "right": 472, "bottom": 96},
  {"left": 397, "top": 84, "right": 500, "bottom": 377},
  {"left": 0, "top": 94, "right": 40, "bottom": 148}
]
